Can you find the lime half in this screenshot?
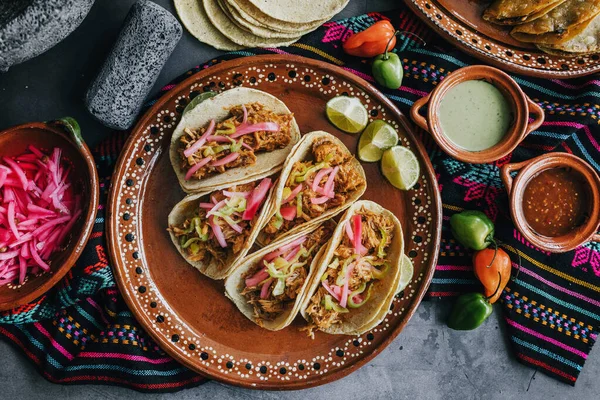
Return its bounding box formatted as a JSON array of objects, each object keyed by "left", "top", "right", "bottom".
[
  {"left": 396, "top": 254, "right": 414, "bottom": 295},
  {"left": 325, "top": 96, "right": 368, "bottom": 134},
  {"left": 358, "top": 120, "right": 399, "bottom": 162},
  {"left": 381, "top": 146, "right": 420, "bottom": 190}
]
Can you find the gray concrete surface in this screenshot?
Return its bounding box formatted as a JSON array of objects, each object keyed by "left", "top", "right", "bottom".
[{"left": 0, "top": 0, "right": 598, "bottom": 398}]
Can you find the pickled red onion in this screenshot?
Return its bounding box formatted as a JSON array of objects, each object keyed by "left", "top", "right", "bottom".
[
  {"left": 210, "top": 152, "right": 239, "bottom": 167},
  {"left": 345, "top": 221, "right": 354, "bottom": 242},
  {"left": 310, "top": 196, "right": 330, "bottom": 205},
  {"left": 339, "top": 262, "right": 355, "bottom": 308},
  {"left": 184, "top": 157, "right": 212, "bottom": 180},
  {"left": 206, "top": 199, "right": 227, "bottom": 217},
  {"left": 282, "top": 184, "right": 303, "bottom": 204},
  {"left": 183, "top": 120, "right": 216, "bottom": 158},
  {"left": 260, "top": 278, "right": 274, "bottom": 299},
  {"left": 209, "top": 215, "right": 227, "bottom": 248},
  {"left": 322, "top": 280, "right": 342, "bottom": 303},
  {"left": 352, "top": 215, "right": 362, "bottom": 254},
  {"left": 242, "top": 178, "right": 271, "bottom": 221},
  {"left": 284, "top": 245, "right": 301, "bottom": 261},
  {"left": 205, "top": 135, "right": 234, "bottom": 143},
  {"left": 230, "top": 122, "right": 280, "bottom": 138},
  {"left": 323, "top": 166, "right": 339, "bottom": 198},
  {"left": 2, "top": 158, "right": 27, "bottom": 190},
  {"left": 0, "top": 145, "right": 82, "bottom": 285},
  {"left": 280, "top": 205, "right": 296, "bottom": 221},
  {"left": 241, "top": 104, "right": 248, "bottom": 124},
  {"left": 245, "top": 267, "right": 269, "bottom": 287},
  {"left": 263, "top": 236, "right": 306, "bottom": 261}
]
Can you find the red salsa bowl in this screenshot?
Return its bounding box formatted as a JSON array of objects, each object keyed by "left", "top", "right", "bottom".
[{"left": 501, "top": 153, "right": 600, "bottom": 253}]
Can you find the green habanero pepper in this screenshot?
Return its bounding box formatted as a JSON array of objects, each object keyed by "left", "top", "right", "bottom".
[
  {"left": 372, "top": 52, "right": 403, "bottom": 89},
  {"left": 447, "top": 292, "right": 493, "bottom": 330},
  {"left": 372, "top": 33, "right": 403, "bottom": 90},
  {"left": 449, "top": 210, "right": 495, "bottom": 251}
]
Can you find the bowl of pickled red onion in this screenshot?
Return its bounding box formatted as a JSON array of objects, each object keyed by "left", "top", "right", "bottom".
[{"left": 0, "top": 118, "right": 99, "bottom": 311}]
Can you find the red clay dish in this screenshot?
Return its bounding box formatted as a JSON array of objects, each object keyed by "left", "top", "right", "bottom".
[
  {"left": 501, "top": 153, "right": 600, "bottom": 253},
  {"left": 410, "top": 65, "right": 544, "bottom": 164},
  {"left": 0, "top": 119, "right": 99, "bottom": 311}
]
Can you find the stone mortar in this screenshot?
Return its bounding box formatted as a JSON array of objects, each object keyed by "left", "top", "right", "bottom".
[{"left": 0, "top": 0, "right": 95, "bottom": 72}]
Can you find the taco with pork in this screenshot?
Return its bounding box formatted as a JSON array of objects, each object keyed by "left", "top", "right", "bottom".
[
  {"left": 224, "top": 221, "right": 335, "bottom": 330},
  {"left": 299, "top": 201, "right": 403, "bottom": 337},
  {"left": 168, "top": 176, "right": 273, "bottom": 279},
  {"left": 170, "top": 87, "right": 300, "bottom": 193}
]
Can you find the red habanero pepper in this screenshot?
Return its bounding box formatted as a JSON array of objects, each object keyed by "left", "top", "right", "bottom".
[
  {"left": 342, "top": 20, "right": 397, "bottom": 58},
  {"left": 473, "top": 247, "right": 511, "bottom": 304}
]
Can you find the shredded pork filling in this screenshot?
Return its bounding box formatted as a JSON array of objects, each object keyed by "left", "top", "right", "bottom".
[
  {"left": 179, "top": 102, "right": 293, "bottom": 180},
  {"left": 169, "top": 182, "right": 258, "bottom": 269},
  {"left": 241, "top": 224, "right": 332, "bottom": 324},
  {"left": 303, "top": 210, "right": 394, "bottom": 337},
  {"left": 262, "top": 138, "right": 365, "bottom": 244}
]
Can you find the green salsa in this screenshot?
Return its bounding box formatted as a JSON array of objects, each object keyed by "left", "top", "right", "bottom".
[{"left": 438, "top": 80, "right": 512, "bottom": 152}]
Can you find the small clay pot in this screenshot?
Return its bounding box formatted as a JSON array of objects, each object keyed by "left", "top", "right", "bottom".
[
  {"left": 410, "top": 65, "right": 545, "bottom": 164},
  {"left": 0, "top": 119, "right": 99, "bottom": 311},
  {"left": 501, "top": 153, "right": 600, "bottom": 253}
]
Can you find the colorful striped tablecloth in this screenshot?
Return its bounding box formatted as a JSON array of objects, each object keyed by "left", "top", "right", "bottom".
[{"left": 0, "top": 5, "right": 598, "bottom": 392}]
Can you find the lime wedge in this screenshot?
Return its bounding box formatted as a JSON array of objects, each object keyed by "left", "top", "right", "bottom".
[
  {"left": 358, "top": 120, "right": 399, "bottom": 162},
  {"left": 183, "top": 91, "right": 217, "bottom": 115},
  {"left": 396, "top": 254, "right": 414, "bottom": 296},
  {"left": 381, "top": 146, "right": 420, "bottom": 190},
  {"left": 325, "top": 96, "right": 368, "bottom": 134}
]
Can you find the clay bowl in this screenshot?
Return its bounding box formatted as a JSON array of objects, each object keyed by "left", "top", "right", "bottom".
[
  {"left": 501, "top": 153, "right": 600, "bottom": 253},
  {"left": 410, "top": 65, "right": 544, "bottom": 164},
  {"left": 0, "top": 119, "right": 99, "bottom": 311}
]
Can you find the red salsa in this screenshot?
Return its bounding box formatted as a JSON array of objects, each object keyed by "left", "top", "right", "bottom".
[{"left": 522, "top": 167, "right": 589, "bottom": 237}]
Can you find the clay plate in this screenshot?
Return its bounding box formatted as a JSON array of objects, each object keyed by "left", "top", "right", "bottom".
[
  {"left": 107, "top": 55, "right": 442, "bottom": 389},
  {"left": 0, "top": 119, "right": 99, "bottom": 311},
  {"left": 403, "top": 0, "right": 600, "bottom": 79}
]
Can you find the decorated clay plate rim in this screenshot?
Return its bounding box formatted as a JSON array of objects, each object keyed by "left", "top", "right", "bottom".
[
  {"left": 403, "top": 0, "right": 600, "bottom": 79},
  {"left": 107, "top": 54, "right": 442, "bottom": 390}
]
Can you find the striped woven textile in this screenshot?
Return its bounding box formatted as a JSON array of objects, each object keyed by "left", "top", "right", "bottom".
[{"left": 0, "top": 5, "right": 598, "bottom": 391}]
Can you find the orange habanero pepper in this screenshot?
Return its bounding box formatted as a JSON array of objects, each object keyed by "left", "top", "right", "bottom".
[
  {"left": 343, "top": 20, "right": 397, "bottom": 58},
  {"left": 473, "top": 247, "right": 511, "bottom": 304}
]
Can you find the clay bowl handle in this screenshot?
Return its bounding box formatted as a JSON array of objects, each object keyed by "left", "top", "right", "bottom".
[
  {"left": 410, "top": 94, "right": 432, "bottom": 132},
  {"left": 501, "top": 159, "right": 531, "bottom": 196},
  {"left": 49, "top": 117, "right": 85, "bottom": 149},
  {"left": 523, "top": 97, "right": 544, "bottom": 139},
  {"left": 592, "top": 233, "right": 600, "bottom": 242}
]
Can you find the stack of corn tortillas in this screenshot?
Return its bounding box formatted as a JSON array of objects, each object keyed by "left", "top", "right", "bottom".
[{"left": 174, "top": 0, "right": 349, "bottom": 50}]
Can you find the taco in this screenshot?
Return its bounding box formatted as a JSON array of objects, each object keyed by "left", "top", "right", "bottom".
[
  {"left": 258, "top": 131, "right": 366, "bottom": 245},
  {"left": 299, "top": 201, "right": 403, "bottom": 337},
  {"left": 510, "top": 0, "right": 600, "bottom": 44},
  {"left": 170, "top": 87, "right": 300, "bottom": 193},
  {"left": 224, "top": 221, "right": 335, "bottom": 330},
  {"left": 536, "top": 12, "right": 600, "bottom": 54},
  {"left": 168, "top": 176, "right": 274, "bottom": 279},
  {"left": 483, "top": 0, "right": 566, "bottom": 25}
]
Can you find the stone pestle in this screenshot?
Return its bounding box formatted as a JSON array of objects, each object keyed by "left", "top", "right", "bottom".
[{"left": 85, "top": 0, "right": 182, "bottom": 130}]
